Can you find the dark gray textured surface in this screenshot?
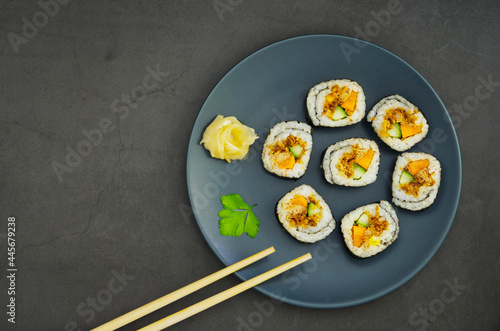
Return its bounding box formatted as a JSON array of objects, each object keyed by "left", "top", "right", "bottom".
[{"left": 0, "top": 1, "right": 498, "bottom": 330}]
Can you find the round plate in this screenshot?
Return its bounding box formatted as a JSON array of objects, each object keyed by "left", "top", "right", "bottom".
[{"left": 186, "top": 35, "right": 461, "bottom": 308}]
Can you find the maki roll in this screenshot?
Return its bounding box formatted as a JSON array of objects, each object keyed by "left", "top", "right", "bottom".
[
  {"left": 392, "top": 152, "right": 441, "bottom": 211},
  {"left": 306, "top": 79, "right": 366, "bottom": 127},
  {"left": 276, "top": 184, "right": 335, "bottom": 243},
  {"left": 322, "top": 138, "right": 380, "bottom": 187},
  {"left": 341, "top": 201, "right": 399, "bottom": 258},
  {"left": 262, "top": 121, "right": 312, "bottom": 178},
  {"left": 367, "top": 95, "right": 429, "bottom": 151}
]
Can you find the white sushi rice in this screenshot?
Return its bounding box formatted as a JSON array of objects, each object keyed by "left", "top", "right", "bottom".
[
  {"left": 341, "top": 200, "right": 399, "bottom": 258},
  {"left": 261, "top": 121, "right": 312, "bottom": 178},
  {"left": 392, "top": 152, "right": 441, "bottom": 211},
  {"left": 367, "top": 95, "right": 429, "bottom": 151},
  {"left": 306, "top": 79, "right": 366, "bottom": 127},
  {"left": 322, "top": 138, "right": 380, "bottom": 187},
  {"left": 276, "top": 184, "right": 335, "bottom": 243}
]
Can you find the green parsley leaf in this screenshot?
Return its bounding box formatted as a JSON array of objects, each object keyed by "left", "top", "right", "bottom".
[
  {"left": 220, "top": 194, "right": 250, "bottom": 210},
  {"left": 244, "top": 209, "right": 260, "bottom": 238},
  {"left": 218, "top": 194, "right": 259, "bottom": 238}
]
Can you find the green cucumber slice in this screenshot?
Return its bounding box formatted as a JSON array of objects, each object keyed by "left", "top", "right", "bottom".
[
  {"left": 288, "top": 145, "right": 303, "bottom": 158},
  {"left": 356, "top": 213, "right": 370, "bottom": 228},
  {"left": 387, "top": 123, "right": 402, "bottom": 138},
  {"left": 353, "top": 163, "right": 367, "bottom": 180},
  {"left": 307, "top": 202, "right": 321, "bottom": 217},
  {"left": 399, "top": 170, "right": 414, "bottom": 184},
  {"left": 331, "top": 106, "right": 347, "bottom": 121}
]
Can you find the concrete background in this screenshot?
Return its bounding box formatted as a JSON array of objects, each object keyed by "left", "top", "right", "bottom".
[{"left": 1, "top": 0, "right": 499, "bottom": 330}]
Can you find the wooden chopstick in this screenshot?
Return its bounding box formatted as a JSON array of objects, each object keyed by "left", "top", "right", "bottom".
[
  {"left": 139, "top": 253, "right": 312, "bottom": 331},
  {"left": 91, "top": 246, "right": 275, "bottom": 331}
]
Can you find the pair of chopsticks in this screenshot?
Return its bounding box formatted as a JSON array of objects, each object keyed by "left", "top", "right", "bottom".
[{"left": 92, "top": 247, "right": 311, "bottom": 330}]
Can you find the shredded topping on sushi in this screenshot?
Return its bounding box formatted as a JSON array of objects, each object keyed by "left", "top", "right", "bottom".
[
  {"left": 323, "top": 85, "right": 358, "bottom": 118},
  {"left": 336, "top": 147, "right": 358, "bottom": 178},
  {"left": 268, "top": 135, "right": 307, "bottom": 169},
  {"left": 335, "top": 145, "right": 374, "bottom": 178},
  {"left": 351, "top": 207, "right": 389, "bottom": 248},
  {"left": 380, "top": 107, "right": 423, "bottom": 139},
  {"left": 286, "top": 195, "right": 322, "bottom": 228},
  {"left": 400, "top": 159, "right": 436, "bottom": 197}
]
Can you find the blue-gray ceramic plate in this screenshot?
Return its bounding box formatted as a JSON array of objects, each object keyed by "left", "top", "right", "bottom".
[{"left": 186, "top": 35, "right": 461, "bottom": 308}]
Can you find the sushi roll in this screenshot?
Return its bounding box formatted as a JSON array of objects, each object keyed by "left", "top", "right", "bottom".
[
  {"left": 392, "top": 152, "right": 441, "bottom": 211},
  {"left": 262, "top": 121, "right": 312, "bottom": 178},
  {"left": 367, "top": 95, "right": 429, "bottom": 151},
  {"left": 306, "top": 79, "right": 366, "bottom": 127},
  {"left": 322, "top": 138, "right": 380, "bottom": 187},
  {"left": 341, "top": 201, "right": 399, "bottom": 258},
  {"left": 276, "top": 184, "right": 335, "bottom": 243}
]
